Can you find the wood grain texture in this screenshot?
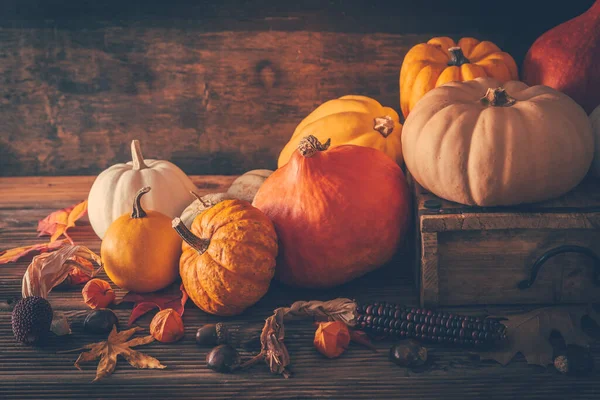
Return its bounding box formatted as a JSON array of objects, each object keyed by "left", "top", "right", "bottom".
[
  {"left": 0, "top": 175, "right": 599, "bottom": 399},
  {"left": 420, "top": 233, "right": 439, "bottom": 308}
]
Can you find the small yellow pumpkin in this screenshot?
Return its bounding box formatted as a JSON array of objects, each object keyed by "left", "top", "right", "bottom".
[
  {"left": 172, "top": 199, "right": 278, "bottom": 316},
  {"left": 400, "top": 37, "right": 518, "bottom": 118},
  {"left": 277, "top": 95, "right": 403, "bottom": 167},
  {"left": 101, "top": 187, "right": 182, "bottom": 293}
]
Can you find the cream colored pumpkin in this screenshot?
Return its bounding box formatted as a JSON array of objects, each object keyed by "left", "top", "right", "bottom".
[
  {"left": 88, "top": 140, "right": 197, "bottom": 239},
  {"left": 592, "top": 105, "right": 600, "bottom": 176},
  {"left": 402, "top": 77, "right": 594, "bottom": 206},
  {"left": 226, "top": 169, "right": 273, "bottom": 203},
  {"left": 180, "top": 192, "right": 236, "bottom": 228}
]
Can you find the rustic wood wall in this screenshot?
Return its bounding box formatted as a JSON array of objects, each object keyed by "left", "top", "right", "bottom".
[{"left": 0, "top": 0, "right": 595, "bottom": 176}]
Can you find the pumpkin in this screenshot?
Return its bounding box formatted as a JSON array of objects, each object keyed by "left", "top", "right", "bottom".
[
  {"left": 592, "top": 105, "right": 600, "bottom": 176},
  {"left": 180, "top": 192, "right": 237, "bottom": 228},
  {"left": 399, "top": 37, "right": 518, "bottom": 118},
  {"left": 277, "top": 95, "right": 403, "bottom": 167},
  {"left": 227, "top": 169, "right": 273, "bottom": 203},
  {"left": 101, "top": 187, "right": 182, "bottom": 293},
  {"left": 254, "top": 135, "right": 410, "bottom": 289},
  {"left": 88, "top": 140, "right": 197, "bottom": 239},
  {"left": 172, "top": 200, "right": 278, "bottom": 316},
  {"left": 402, "top": 77, "right": 594, "bottom": 207},
  {"left": 522, "top": 0, "right": 600, "bottom": 114}
]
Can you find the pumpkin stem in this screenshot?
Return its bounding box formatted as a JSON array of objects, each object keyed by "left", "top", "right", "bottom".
[
  {"left": 131, "top": 187, "right": 151, "bottom": 219},
  {"left": 373, "top": 116, "right": 395, "bottom": 138},
  {"left": 189, "top": 191, "right": 214, "bottom": 208},
  {"left": 298, "top": 135, "right": 331, "bottom": 158},
  {"left": 480, "top": 87, "right": 517, "bottom": 107},
  {"left": 447, "top": 47, "right": 470, "bottom": 66},
  {"left": 172, "top": 217, "right": 210, "bottom": 254},
  {"left": 131, "top": 140, "right": 148, "bottom": 170}
]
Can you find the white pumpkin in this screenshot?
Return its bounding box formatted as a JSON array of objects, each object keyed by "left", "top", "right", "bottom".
[
  {"left": 592, "top": 105, "right": 600, "bottom": 176},
  {"left": 226, "top": 169, "right": 273, "bottom": 202},
  {"left": 180, "top": 191, "right": 236, "bottom": 228},
  {"left": 88, "top": 140, "right": 197, "bottom": 239}
]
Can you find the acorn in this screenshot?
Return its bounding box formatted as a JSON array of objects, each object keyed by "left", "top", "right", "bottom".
[
  {"left": 206, "top": 344, "right": 241, "bottom": 373},
  {"left": 196, "top": 323, "right": 229, "bottom": 346},
  {"left": 83, "top": 309, "right": 119, "bottom": 334}
]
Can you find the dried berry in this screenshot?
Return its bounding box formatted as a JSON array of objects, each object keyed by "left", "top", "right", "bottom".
[
  {"left": 389, "top": 339, "right": 428, "bottom": 367},
  {"left": 11, "top": 296, "right": 53, "bottom": 345},
  {"left": 206, "top": 344, "right": 241, "bottom": 373},
  {"left": 150, "top": 309, "right": 185, "bottom": 343},
  {"left": 554, "top": 345, "right": 594, "bottom": 376},
  {"left": 82, "top": 279, "right": 115, "bottom": 309},
  {"left": 313, "top": 321, "right": 351, "bottom": 358},
  {"left": 84, "top": 309, "right": 119, "bottom": 334},
  {"left": 196, "top": 323, "right": 228, "bottom": 346}
]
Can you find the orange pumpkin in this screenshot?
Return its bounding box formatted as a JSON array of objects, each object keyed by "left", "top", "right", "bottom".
[
  {"left": 399, "top": 37, "right": 518, "bottom": 118},
  {"left": 172, "top": 200, "right": 278, "bottom": 316},
  {"left": 253, "top": 135, "right": 410, "bottom": 288}
]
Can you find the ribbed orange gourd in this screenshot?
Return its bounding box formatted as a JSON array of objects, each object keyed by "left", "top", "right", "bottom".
[
  {"left": 254, "top": 136, "right": 410, "bottom": 289},
  {"left": 101, "top": 187, "right": 182, "bottom": 293},
  {"left": 172, "top": 200, "right": 278, "bottom": 316},
  {"left": 277, "top": 95, "right": 403, "bottom": 167},
  {"left": 400, "top": 37, "right": 518, "bottom": 118}
]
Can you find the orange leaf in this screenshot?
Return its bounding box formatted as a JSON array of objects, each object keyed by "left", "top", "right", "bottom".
[
  {"left": 0, "top": 240, "right": 68, "bottom": 265},
  {"left": 38, "top": 200, "right": 88, "bottom": 244}
]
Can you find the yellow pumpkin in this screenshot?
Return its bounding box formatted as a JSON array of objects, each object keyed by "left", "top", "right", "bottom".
[
  {"left": 277, "top": 95, "right": 403, "bottom": 167},
  {"left": 101, "top": 187, "right": 182, "bottom": 293},
  {"left": 172, "top": 199, "right": 278, "bottom": 316},
  {"left": 400, "top": 37, "right": 518, "bottom": 118}
]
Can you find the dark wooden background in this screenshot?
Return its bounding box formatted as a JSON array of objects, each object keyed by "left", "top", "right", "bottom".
[{"left": 0, "top": 0, "right": 595, "bottom": 176}]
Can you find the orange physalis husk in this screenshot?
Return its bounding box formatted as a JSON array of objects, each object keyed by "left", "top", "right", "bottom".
[
  {"left": 150, "top": 308, "right": 185, "bottom": 343},
  {"left": 0, "top": 240, "right": 68, "bottom": 265},
  {"left": 37, "top": 200, "right": 88, "bottom": 244},
  {"left": 82, "top": 279, "right": 116, "bottom": 309},
  {"left": 313, "top": 321, "right": 351, "bottom": 358}
]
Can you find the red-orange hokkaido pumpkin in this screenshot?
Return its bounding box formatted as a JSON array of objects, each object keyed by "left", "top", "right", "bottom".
[{"left": 253, "top": 135, "right": 410, "bottom": 288}]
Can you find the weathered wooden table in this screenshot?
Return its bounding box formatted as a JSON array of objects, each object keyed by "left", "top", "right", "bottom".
[{"left": 1, "top": 176, "right": 599, "bottom": 399}]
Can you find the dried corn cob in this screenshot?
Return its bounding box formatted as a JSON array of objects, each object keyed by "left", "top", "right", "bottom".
[{"left": 355, "top": 302, "right": 507, "bottom": 348}]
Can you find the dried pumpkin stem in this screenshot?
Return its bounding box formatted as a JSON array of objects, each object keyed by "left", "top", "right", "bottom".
[
  {"left": 131, "top": 140, "right": 148, "bottom": 170},
  {"left": 172, "top": 217, "right": 210, "bottom": 254},
  {"left": 447, "top": 47, "right": 470, "bottom": 66},
  {"left": 298, "top": 135, "right": 331, "bottom": 158},
  {"left": 189, "top": 191, "right": 214, "bottom": 208},
  {"left": 373, "top": 116, "right": 395, "bottom": 138},
  {"left": 480, "top": 87, "right": 517, "bottom": 107},
  {"left": 131, "top": 187, "right": 151, "bottom": 219}
]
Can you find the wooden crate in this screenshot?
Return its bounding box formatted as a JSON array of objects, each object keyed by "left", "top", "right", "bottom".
[{"left": 410, "top": 175, "right": 600, "bottom": 307}]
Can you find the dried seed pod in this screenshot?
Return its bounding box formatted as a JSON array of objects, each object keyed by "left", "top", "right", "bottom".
[
  {"left": 313, "top": 321, "right": 351, "bottom": 358},
  {"left": 389, "top": 339, "right": 428, "bottom": 367},
  {"left": 150, "top": 309, "right": 184, "bottom": 343},
  {"left": 82, "top": 279, "right": 115, "bottom": 309}
]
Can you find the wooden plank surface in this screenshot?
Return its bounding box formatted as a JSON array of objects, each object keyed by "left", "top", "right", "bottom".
[{"left": 0, "top": 176, "right": 599, "bottom": 399}]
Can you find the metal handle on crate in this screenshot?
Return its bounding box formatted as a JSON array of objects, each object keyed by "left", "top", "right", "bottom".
[{"left": 518, "top": 245, "right": 600, "bottom": 290}]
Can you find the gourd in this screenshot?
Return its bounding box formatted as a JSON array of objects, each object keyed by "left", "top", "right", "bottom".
[
  {"left": 592, "top": 105, "right": 600, "bottom": 176},
  {"left": 101, "top": 187, "right": 182, "bottom": 293},
  {"left": 277, "top": 95, "right": 403, "bottom": 167},
  {"left": 402, "top": 77, "right": 594, "bottom": 206},
  {"left": 522, "top": 0, "right": 600, "bottom": 114},
  {"left": 399, "top": 37, "right": 518, "bottom": 118},
  {"left": 88, "top": 140, "right": 197, "bottom": 239},
  {"left": 180, "top": 169, "right": 273, "bottom": 228},
  {"left": 254, "top": 135, "right": 410, "bottom": 289},
  {"left": 226, "top": 169, "right": 273, "bottom": 202},
  {"left": 172, "top": 200, "right": 278, "bottom": 316}
]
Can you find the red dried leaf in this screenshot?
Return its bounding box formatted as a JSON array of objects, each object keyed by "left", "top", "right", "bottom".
[
  {"left": 37, "top": 200, "right": 88, "bottom": 244},
  {"left": 121, "top": 283, "right": 188, "bottom": 326},
  {"left": 350, "top": 329, "right": 378, "bottom": 352},
  {"left": 0, "top": 240, "right": 68, "bottom": 265}
]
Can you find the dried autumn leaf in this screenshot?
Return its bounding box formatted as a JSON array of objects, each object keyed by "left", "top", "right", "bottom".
[
  {"left": 478, "top": 305, "right": 600, "bottom": 367},
  {"left": 37, "top": 200, "right": 88, "bottom": 244},
  {"left": 121, "top": 283, "right": 188, "bottom": 326},
  {"left": 62, "top": 326, "right": 165, "bottom": 382},
  {"left": 22, "top": 245, "right": 102, "bottom": 298},
  {"left": 0, "top": 240, "right": 68, "bottom": 265}
]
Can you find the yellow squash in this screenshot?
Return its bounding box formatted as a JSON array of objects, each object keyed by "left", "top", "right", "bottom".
[
  {"left": 400, "top": 37, "right": 518, "bottom": 118},
  {"left": 277, "top": 95, "right": 403, "bottom": 167},
  {"left": 101, "top": 187, "right": 182, "bottom": 293}
]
